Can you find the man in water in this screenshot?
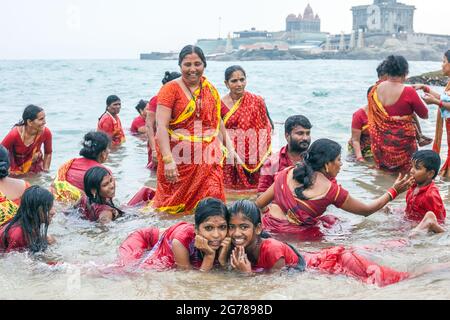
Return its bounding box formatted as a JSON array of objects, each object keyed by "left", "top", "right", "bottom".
[{"left": 257, "top": 115, "right": 312, "bottom": 194}]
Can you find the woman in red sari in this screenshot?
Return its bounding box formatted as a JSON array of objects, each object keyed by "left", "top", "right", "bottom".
[
  {"left": 152, "top": 45, "right": 239, "bottom": 215},
  {"left": 52, "top": 131, "right": 111, "bottom": 202},
  {"left": 256, "top": 139, "right": 413, "bottom": 240},
  {"left": 1, "top": 105, "right": 52, "bottom": 176},
  {"left": 368, "top": 55, "right": 429, "bottom": 173},
  {"left": 414, "top": 50, "right": 450, "bottom": 178},
  {"left": 97, "top": 95, "right": 125, "bottom": 147},
  {"left": 221, "top": 65, "right": 273, "bottom": 190}
]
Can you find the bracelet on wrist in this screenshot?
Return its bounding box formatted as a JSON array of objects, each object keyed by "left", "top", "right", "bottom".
[
  {"left": 162, "top": 154, "right": 174, "bottom": 164},
  {"left": 439, "top": 100, "right": 444, "bottom": 109},
  {"left": 387, "top": 187, "right": 398, "bottom": 201}
]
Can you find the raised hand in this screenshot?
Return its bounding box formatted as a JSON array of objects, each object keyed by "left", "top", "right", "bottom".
[
  {"left": 230, "top": 246, "right": 252, "bottom": 273},
  {"left": 392, "top": 173, "right": 414, "bottom": 195},
  {"left": 194, "top": 235, "right": 215, "bottom": 256},
  {"left": 218, "top": 237, "right": 232, "bottom": 266}
]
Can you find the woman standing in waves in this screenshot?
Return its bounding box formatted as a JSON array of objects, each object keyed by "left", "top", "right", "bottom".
[
  {"left": 221, "top": 65, "right": 273, "bottom": 190},
  {"left": 1, "top": 105, "right": 53, "bottom": 176},
  {"left": 152, "top": 45, "right": 239, "bottom": 215},
  {"left": 368, "top": 55, "right": 428, "bottom": 173}
]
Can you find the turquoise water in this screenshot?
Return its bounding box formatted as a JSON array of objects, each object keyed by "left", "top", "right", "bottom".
[{"left": 1, "top": 59, "right": 449, "bottom": 299}]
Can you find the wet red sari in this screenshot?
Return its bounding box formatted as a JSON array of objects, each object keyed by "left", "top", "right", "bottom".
[
  {"left": 222, "top": 92, "right": 272, "bottom": 190},
  {"left": 367, "top": 85, "right": 417, "bottom": 173},
  {"left": 262, "top": 167, "right": 348, "bottom": 240}
]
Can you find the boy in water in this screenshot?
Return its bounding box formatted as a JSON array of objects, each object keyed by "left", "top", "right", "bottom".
[{"left": 405, "top": 150, "right": 446, "bottom": 235}]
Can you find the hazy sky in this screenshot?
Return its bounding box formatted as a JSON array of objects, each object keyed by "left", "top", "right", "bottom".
[{"left": 0, "top": 0, "right": 448, "bottom": 59}]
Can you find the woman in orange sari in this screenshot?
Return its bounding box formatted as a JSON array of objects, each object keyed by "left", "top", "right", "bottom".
[
  {"left": 52, "top": 131, "right": 111, "bottom": 202},
  {"left": 256, "top": 139, "right": 413, "bottom": 241},
  {"left": 414, "top": 50, "right": 450, "bottom": 178},
  {"left": 1, "top": 105, "right": 53, "bottom": 176},
  {"left": 368, "top": 55, "right": 429, "bottom": 173},
  {"left": 221, "top": 66, "right": 273, "bottom": 190},
  {"left": 153, "top": 45, "right": 239, "bottom": 215}
]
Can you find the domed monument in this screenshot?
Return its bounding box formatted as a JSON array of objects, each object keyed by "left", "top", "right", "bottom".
[{"left": 286, "top": 3, "right": 321, "bottom": 33}]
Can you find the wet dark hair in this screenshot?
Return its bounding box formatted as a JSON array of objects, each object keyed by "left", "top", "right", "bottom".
[
  {"left": 2, "top": 186, "right": 53, "bottom": 253},
  {"left": 83, "top": 167, "right": 124, "bottom": 219},
  {"left": 224, "top": 65, "right": 246, "bottom": 82},
  {"left": 178, "top": 45, "right": 207, "bottom": 68},
  {"left": 412, "top": 150, "right": 441, "bottom": 179},
  {"left": 445, "top": 50, "right": 450, "bottom": 62},
  {"left": 99, "top": 95, "right": 121, "bottom": 121},
  {"left": 367, "top": 85, "right": 374, "bottom": 97},
  {"left": 227, "top": 200, "right": 270, "bottom": 239},
  {"left": 376, "top": 60, "right": 387, "bottom": 78},
  {"left": 0, "top": 146, "right": 10, "bottom": 179},
  {"left": 293, "top": 139, "right": 341, "bottom": 200},
  {"left": 194, "top": 198, "right": 228, "bottom": 228},
  {"left": 162, "top": 71, "right": 181, "bottom": 85},
  {"left": 135, "top": 100, "right": 148, "bottom": 113},
  {"left": 285, "top": 115, "right": 312, "bottom": 135},
  {"left": 383, "top": 55, "right": 409, "bottom": 77},
  {"left": 227, "top": 200, "right": 305, "bottom": 270},
  {"left": 106, "top": 95, "right": 121, "bottom": 107},
  {"left": 79, "top": 131, "right": 111, "bottom": 161},
  {"left": 14, "top": 104, "right": 44, "bottom": 127}
]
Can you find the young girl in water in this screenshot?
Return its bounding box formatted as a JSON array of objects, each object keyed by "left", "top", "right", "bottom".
[
  {"left": 117, "top": 197, "right": 231, "bottom": 272},
  {"left": 0, "top": 186, "right": 55, "bottom": 253},
  {"left": 73, "top": 166, "right": 124, "bottom": 224},
  {"left": 227, "top": 200, "right": 450, "bottom": 287}
]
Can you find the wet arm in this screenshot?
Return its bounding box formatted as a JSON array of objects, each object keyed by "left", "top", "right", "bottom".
[
  {"left": 255, "top": 184, "right": 275, "bottom": 209},
  {"left": 155, "top": 105, "right": 173, "bottom": 158},
  {"left": 43, "top": 153, "right": 52, "bottom": 171},
  {"left": 172, "top": 239, "right": 192, "bottom": 270},
  {"left": 351, "top": 129, "right": 364, "bottom": 160},
  {"left": 340, "top": 193, "right": 392, "bottom": 217},
  {"left": 98, "top": 210, "right": 115, "bottom": 225}
]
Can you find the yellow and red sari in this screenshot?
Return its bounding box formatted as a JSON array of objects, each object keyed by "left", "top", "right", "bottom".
[
  {"left": 367, "top": 85, "right": 417, "bottom": 173},
  {"left": 0, "top": 190, "right": 18, "bottom": 227},
  {"left": 1, "top": 127, "right": 52, "bottom": 175},
  {"left": 52, "top": 159, "right": 83, "bottom": 203},
  {"left": 432, "top": 82, "right": 450, "bottom": 177},
  {"left": 222, "top": 92, "right": 272, "bottom": 190},
  {"left": 151, "top": 77, "right": 225, "bottom": 215}
]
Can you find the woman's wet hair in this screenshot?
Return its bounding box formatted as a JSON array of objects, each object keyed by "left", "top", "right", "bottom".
[
  {"left": 412, "top": 150, "right": 441, "bottom": 179},
  {"left": 106, "top": 95, "right": 121, "bottom": 107},
  {"left": 14, "top": 104, "right": 44, "bottom": 127},
  {"left": 225, "top": 65, "right": 246, "bottom": 81},
  {"left": 194, "top": 198, "right": 228, "bottom": 228},
  {"left": 162, "top": 71, "right": 181, "bottom": 85},
  {"left": 135, "top": 100, "right": 148, "bottom": 113},
  {"left": 2, "top": 186, "right": 53, "bottom": 253},
  {"left": 83, "top": 166, "right": 124, "bottom": 217},
  {"left": 376, "top": 60, "right": 387, "bottom": 78},
  {"left": 383, "top": 55, "right": 409, "bottom": 77},
  {"left": 227, "top": 200, "right": 270, "bottom": 239},
  {"left": 445, "top": 50, "right": 450, "bottom": 62},
  {"left": 178, "top": 45, "right": 207, "bottom": 68},
  {"left": 293, "top": 139, "right": 341, "bottom": 200},
  {"left": 0, "top": 146, "right": 10, "bottom": 179},
  {"left": 79, "top": 131, "right": 111, "bottom": 161}
]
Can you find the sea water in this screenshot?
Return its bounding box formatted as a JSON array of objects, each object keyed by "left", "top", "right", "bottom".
[{"left": 0, "top": 59, "right": 449, "bottom": 299}]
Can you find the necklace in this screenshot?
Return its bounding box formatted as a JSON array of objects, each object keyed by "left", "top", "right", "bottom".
[{"left": 183, "top": 79, "right": 203, "bottom": 118}]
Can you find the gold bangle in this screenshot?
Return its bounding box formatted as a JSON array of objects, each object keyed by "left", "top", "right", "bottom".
[{"left": 162, "top": 154, "right": 173, "bottom": 164}]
